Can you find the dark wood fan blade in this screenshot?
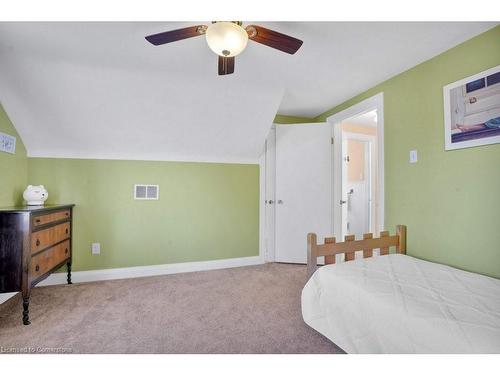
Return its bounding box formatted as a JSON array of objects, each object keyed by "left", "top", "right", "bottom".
[
  {"left": 246, "top": 25, "right": 303, "bottom": 54},
  {"left": 145, "top": 25, "right": 207, "bottom": 46},
  {"left": 218, "top": 56, "right": 235, "bottom": 75}
]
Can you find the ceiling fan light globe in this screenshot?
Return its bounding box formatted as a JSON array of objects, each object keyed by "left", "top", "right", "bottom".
[{"left": 206, "top": 22, "right": 248, "bottom": 57}]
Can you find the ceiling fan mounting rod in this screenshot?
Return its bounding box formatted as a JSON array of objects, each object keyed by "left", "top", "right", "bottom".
[{"left": 211, "top": 21, "right": 243, "bottom": 26}]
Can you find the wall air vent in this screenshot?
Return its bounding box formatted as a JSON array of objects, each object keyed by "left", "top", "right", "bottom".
[{"left": 134, "top": 184, "right": 159, "bottom": 200}]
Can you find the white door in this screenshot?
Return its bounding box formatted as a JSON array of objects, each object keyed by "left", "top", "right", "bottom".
[{"left": 275, "top": 123, "right": 332, "bottom": 263}]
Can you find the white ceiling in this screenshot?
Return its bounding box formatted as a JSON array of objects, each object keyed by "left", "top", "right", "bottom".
[{"left": 0, "top": 22, "right": 495, "bottom": 162}]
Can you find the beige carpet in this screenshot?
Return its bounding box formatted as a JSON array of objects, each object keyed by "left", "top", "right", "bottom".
[{"left": 0, "top": 263, "right": 343, "bottom": 354}]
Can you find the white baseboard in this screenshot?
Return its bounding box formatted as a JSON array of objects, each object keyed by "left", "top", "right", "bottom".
[
  {"left": 0, "top": 292, "right": 18, "bottom": 305},
  {"left": 0, "top": 255, "right": 264, "bottom": 305}
]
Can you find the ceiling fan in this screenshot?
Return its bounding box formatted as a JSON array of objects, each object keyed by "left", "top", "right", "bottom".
[{"left": 145, "top": 21, "right": 303, "bottom": 76}]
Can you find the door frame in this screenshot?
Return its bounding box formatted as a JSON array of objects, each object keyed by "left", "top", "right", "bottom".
[
  {"left": 327, "top": 92, "right": 385, "bottom": 238},
  {"left": 262, "top": 125, "right": 276, "bottom": 262},
  {"left": 259, "top": 148, "right": 267, "bottom": 263}
]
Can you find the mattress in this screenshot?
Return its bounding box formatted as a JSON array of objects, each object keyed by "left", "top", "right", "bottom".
[{"left": 301, "top": 254, "right": 500, "bottom": 353}]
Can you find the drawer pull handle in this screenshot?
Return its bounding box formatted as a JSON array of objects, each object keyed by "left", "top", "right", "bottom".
[
  {"left": 65, "top": 248, "right": 68, "bottom": 254},
  {"left": 35, "top": 219, "right": 41, "bottom": 223},
  {"left": 65, "top": 212, "right": 69, "bottom": 216},
  {"left": 35, "top": 265, "right": 40, "bottom": 272},
  {"left": 65, "top": 228, "right": 69, "bottom": 234},
  {"left": 36, "top": 239, "right": 40, "bottom": 246}
]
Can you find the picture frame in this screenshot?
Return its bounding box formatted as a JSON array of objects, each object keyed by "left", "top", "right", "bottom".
[{"left": 443, "top": 64, "right": 500, "bottom": 151}]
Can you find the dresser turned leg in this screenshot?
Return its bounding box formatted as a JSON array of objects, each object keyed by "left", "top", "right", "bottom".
[
  {"left": 22, "top": 297, "right": 31, "bottom": 325},
  {"left": 67, "top": 262, "right": 73, "bottom": 285}
]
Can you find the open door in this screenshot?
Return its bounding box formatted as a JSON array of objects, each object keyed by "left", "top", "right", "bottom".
[{"left": 275, "top": 123, "right": 332, "bottom": 264}]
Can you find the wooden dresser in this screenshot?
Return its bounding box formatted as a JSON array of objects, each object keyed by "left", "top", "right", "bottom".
[{"left": 0, "top": 204, "right": 74, "bottom": 325}]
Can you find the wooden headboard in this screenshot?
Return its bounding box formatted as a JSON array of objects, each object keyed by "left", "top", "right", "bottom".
[{"left": 307, "top": 225, "right": 407, "bottom": 278}]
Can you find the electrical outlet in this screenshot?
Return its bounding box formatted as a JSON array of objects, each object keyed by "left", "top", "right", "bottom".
[
  {"left": 409, "top": 149, "right": 418, "bottom": 163},
  {"left": 92, "top": 243, "right": 101, "bottom": 255}
]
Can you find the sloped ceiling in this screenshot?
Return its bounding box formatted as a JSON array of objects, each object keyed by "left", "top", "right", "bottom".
[{"left": 0, "top": 22, "right": 495, "bottom": 163}]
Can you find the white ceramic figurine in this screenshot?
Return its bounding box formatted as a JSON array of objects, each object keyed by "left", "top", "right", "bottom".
[{"left": 23, "top": 185, "right": 49, "bottom": 206}]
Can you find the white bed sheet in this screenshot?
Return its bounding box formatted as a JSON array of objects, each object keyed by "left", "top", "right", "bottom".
[{"left": 301, "top": 254, "right": 500, "bottom": 353}]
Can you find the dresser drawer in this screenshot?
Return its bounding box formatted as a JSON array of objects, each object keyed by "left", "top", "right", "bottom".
[
  {"left": 30, "top": 240, "right": 71, "bottom": 281},
  {"left": 32, "top": 209, "right": 71, "bottom": 227},
  {"left": 31, "top": 222, "right": 71, "bottom": 254}
]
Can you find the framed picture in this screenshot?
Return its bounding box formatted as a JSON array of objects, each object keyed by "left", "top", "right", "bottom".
[{"left": 443, "top": 65, "right": 500, "bottom": 150}]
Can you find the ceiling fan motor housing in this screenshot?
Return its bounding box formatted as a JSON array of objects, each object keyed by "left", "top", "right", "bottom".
[{"left": 205, "top": 21, "right": 249, "bottom": 57}]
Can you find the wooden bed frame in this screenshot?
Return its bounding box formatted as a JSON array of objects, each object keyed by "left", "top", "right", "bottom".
[{"left": 307, "top": 225, "right": 407, "bottom": 278}]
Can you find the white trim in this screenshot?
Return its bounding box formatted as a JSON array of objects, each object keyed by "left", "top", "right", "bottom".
[
  {"left": 0, "top": 255, "right": 264, "bottom": 305},
  {"left": 443, "top": 64, "right": 500, "bottom": 151},
  {"left": 327, "top": 92, "right": 385, "bottom": 237},
  {"left": 27, "top": 153, "right": 260, "bottom": 165},
  {"left": 0, "top": 292, "right": 17, "bottom": 305},
  {"left": 259, "top": 151, "right": 266, "bottom": 262},
  {"left": 264, "top": 126, "right": 277, "bottom": 262},
  {"left": 39, "top": 256, "right": 264, "bottom": 286}
]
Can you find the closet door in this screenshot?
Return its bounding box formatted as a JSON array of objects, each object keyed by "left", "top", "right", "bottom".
[{"left": 275, "top": 123, "right": 332, "bottom": 263}]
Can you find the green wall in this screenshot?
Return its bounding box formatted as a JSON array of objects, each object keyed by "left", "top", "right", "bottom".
[
  {"left": 315, "top": 26, "right": 500, "bottom": 278},
  {"left": 0, "top": 103, "right": 27, "bottom": 206},
  {"left": 273, "top": 114, "right": 315, "bottom": 124},
  {"left": 2, "top": 26, "right": 499, "bottom": 278},
  {"left": 28, "top": 158, "right": 260, "bottom": 271}
]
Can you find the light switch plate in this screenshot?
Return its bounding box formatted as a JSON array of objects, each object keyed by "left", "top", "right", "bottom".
[
  {"left": 409, "top": 149, "right": 418, "bottom": 163},
  {"left": 92, "top": 243, "right": 101, "bottom": 255},
  {"left": 0, "top": 132, "right": 16, "bottom": 154}
]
